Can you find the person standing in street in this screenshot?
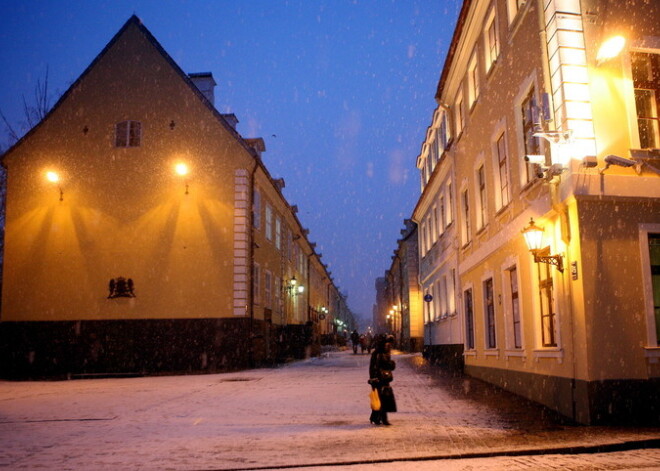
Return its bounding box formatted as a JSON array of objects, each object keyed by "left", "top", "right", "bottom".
[
  {"left": 368, "top": 334, "right": 397, "bottom": 425},
  {"left": 350, "top": 329, "right": 360, "bottom": 354}
]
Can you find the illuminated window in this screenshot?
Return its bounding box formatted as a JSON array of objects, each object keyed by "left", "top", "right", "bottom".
[
  {"left": 646, "top": 233, "right": 660, "bottom": 346},
  {"left": 484, "top": 278, "right": 496, "bottom": 349},
  {"left": 484, "top": 8, "right": 500, "bottom": 72},
  {"left": 538, "top": 262, "right": 556, "bottom": 347},
  {"left": 476, "top": 165, "right": 487, "bottom": 230},
  {"left": 468, "top": 50, "right": 480, "bottom": 107},
  {"left": 496, "top": 132, "right": 510, "bottom": 207},
  {"left": 632, "top": 52, "right": 660, "bottom": 149},
  {"left": 115, "top": 120, "right": 141, "bottom": 147}
]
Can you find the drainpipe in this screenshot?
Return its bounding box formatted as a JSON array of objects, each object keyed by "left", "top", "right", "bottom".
[{"left": 247, "top": 159, "right": 259, "bottom": 368}]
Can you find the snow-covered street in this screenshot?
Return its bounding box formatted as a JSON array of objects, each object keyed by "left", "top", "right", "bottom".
[{"left": 1, "top": 350, "right": 659, "bottom": 470}]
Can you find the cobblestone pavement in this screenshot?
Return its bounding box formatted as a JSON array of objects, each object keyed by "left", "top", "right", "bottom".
[{"left": 0, "top": 350, "right": 658, "bottom": 470}]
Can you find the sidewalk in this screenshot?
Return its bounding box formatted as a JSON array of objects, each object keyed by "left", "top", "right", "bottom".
[{"left": 0, "top": 350, "right": 658, "bottom": 470}]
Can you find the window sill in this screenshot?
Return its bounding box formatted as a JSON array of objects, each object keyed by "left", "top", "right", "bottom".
[
  {"left": 533, "top": 348, "right": 563, "bottom": 363},
  {"left": 644, "top": 346, "right": 660, "bottom": 363},
  {"left": 504, "top": 349, "right": 525, "bottom": 359},
  {"left": 495, "top": 203, "right": 511, "bottom": 218},
  {"left": 463, "top": 350, "right": 477, "bottom": 357},
  {"left": 484, "top": 349, "right": 500, "bottom": 358}
]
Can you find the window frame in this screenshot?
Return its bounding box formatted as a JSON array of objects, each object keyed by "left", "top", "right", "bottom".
[
  {"left": 115, "top": 120, "right": 141, "bottom": 147},
  {"left": 484, "top": 277, "right": 497, "bottom": 349},
  {"left": 464, "top": 287, "right": 475, "bottom": 350},
  {"left": 484, "top": 7, "right": 500, "bottom": 73}
]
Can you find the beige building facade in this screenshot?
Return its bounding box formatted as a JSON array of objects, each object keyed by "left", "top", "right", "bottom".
[
  {"left": 0, "top": 16, "right": 342, "bottom": 378},
  {"left": 414, "top": 0, "right": 660, "bottom": 424}
]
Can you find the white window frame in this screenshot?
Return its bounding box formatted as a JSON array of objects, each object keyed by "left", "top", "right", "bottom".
[
  {"left": 460, "top": 184, "right": 471, "bottom": 246},
  {"left": 468, "top": 49, "right": 480, "bottom": 108},
  {"left": 491, "top": 125, "right": 511, "bottom": 211},
  {"left": 454, "top": 90, "right": 465, "bottom": 137},
  {"left": 265, "top": 204, "right": 273, "bottom": 241},
  {"left": 463, "top": 283, "right": 476, "bottom": 351},
  {"left": 483, "top": 273, "right": 497, "bottom": 351},
  {"left": 475, "top": 158, "right": 487, "bottom": 230},
  {"left": 115, "top": 120, "right": 141, "bottom": 147},
  {"left": 275, "top": 216, "right": 282, "bottom": 250},
  {"left": 484, "top": 7, "right": 500, "bottom": 73}
]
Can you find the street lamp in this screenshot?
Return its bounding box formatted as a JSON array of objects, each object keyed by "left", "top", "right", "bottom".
[
  {"left": 175, "top": 162, "right": 190, "bottom": 195},
  {"left": 286, "top": 277, "right": 304, "bottom": 296},
  {"left": 597, "top": 35, "right": 626, "bottom": 65},
  {"left": 521, "top": 218, "right": 564, "bottom": 272},
  {"left": 46, "top": 170, "right": 64, "bottom": 201}
]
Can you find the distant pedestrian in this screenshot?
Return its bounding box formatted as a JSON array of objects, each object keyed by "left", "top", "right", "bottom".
[
  {"left": 368, "top": 334, "right": 397, "bottom": 425},
  {"left": 365, "top": 332, "right": 373, "bottom": 354},
  {"left": 359, "top": 334, "right": 367, "bottom": 354},
  {"left": 350, "top": 330, "right": 360, "bottom": 354}
]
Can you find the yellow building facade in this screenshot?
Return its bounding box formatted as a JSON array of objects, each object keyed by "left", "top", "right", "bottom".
[
  {"left": 414, "top": 0, "right": 660, "bottom": 424},
  {"left": 0, "top": 16, "right": 340, "bottom": 377}
]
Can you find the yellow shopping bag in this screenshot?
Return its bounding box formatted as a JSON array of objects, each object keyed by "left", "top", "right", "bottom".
[{"left": 369, "top": 389, "right": 381, "bottom": 411}]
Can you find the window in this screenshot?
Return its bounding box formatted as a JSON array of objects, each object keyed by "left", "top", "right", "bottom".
[
  {"left": 496, "top": 132, "right": 510, "bottom": 207},
  {"left": 538, "top": 262, "right": 557, "bottom": 347},
  {"left": 265, "top": 204, "right": 273, "bottom": 241},
  {"left": 476, "top": 165, "right": 487, "bottom": 229},
  {"left": 454, "top": 91, "right": 465, "bottom": 136},
  {"left": 439, "top": 196, "right": 446, "bottom": 233},
  {"left": 507, "top": 0, "right": 526, "bottom": 24},
  {"left": 484, "top": 278, "right": 496, "bottom": 349},
  {"left": 484, "top": 8, "right": 500, "bottom": 72},
  {"left": 648, "top": 233, "right": 660, "bottom": 345},
  {"left": 275, "top": 216, "right": 281, "bottom": 250},
  {"left": 468, "top": 50, "right": 480, "bottom": 107},
  {"left": 253, "top": 264, "right": 261, "bottom": 305},
  {"left": 264, "top": 270, "right": 272, "bottom": 308},
  {"left": 461, "top": 188, "right": 471, "bottom": 246},
  {"left": 438, "top": 113, "right": 450, "bottom": 153},
  {"left": 521, "top": 88, "right": 541, "bottom": 183},
  {"left": 446, "top": 181, "right": 454, "bottom": 225},
  {"left": 509, "top": 266, "right": 522, "bottom": 348},
  {"left": 632, "top": 52, "right": 660, "bottom": 149},
  {"left": 436, "top": 202, "right": 443, "bottom": 237},
  {"left": 253, "top": 189, "right": 261, "bottom": 229},
  {"left": 465, "top": 288, "right": 475, "bottom": 349},
  {"left": 448, "top": 269, "right": 456, "bottom": 315},
  {"left": 431, "top": 206, "right": 438, "bottom": 244},
  {"left": 115, "top": 120, "right": 141, "bottom": 147},
  {"left": 427, "top": 283, "right": 435, "bottom": 322}
]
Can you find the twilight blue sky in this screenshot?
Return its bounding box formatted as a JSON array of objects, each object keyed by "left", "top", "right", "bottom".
[{"left": 0, "top": 1, "right": 460, "bottom": 319}]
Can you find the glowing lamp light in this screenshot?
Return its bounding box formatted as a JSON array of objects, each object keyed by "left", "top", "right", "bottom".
[
  {"left": 596, "top": 35, "right": 625, "bottom": 64},
  {"left": 46, "top": 171, "right": 60, "bottom": 183},
  {"left": 521, "top": 218, "right": 564, "bottom": 272},
  {"left": 175, "top": 163, "right": 189, "bottom": 176},
  {"left": 45, "top": 171, "right": 64, "bottom": 201},
  {"left": 521, "top": 218, "right": 544, "bottom": 252},
  {"left": 174, "top": 162, "right": 190, "bottom": 194}
]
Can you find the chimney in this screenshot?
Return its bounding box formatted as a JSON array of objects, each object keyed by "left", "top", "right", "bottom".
[{"left": 189, "top": 72, "right": 216, "bottom": 106}]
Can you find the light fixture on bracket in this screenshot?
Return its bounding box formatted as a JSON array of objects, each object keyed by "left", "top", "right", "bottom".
[
  {"left": 286, "top": 277, "right": 305, "bottom": 296},
  {"left": 174, "top": 162, "right": 190, "bottom": 194},
  {"left": 46, "top": 171, "right": 64, "bottom": 201},
  {"left": 533, "top": 129, "right": 572, "bottom": 145},
  {"left": 521, "top": 218, "right": 564, "bottom": 272}
]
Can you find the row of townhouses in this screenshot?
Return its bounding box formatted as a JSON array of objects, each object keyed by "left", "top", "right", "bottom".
[
  {"left": 377, "top": 0, "right": 659, "bottom": 425},
  {"left": 0, "top": 16, "right": 355, "bottom": 379}
]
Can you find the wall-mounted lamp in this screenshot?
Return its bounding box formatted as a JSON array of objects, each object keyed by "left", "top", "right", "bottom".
[
  {"left": 521, "top": 218, "right": 564, "bottom": 272},
  {"left": 175, "top": 162, "right": 190, "bottom": 195},
  {"left": 286, "top": 276, "right": 305, "bottom": 296},
  {"left": 46, "top": 171, "right": 64, "bottom": 201},
  {"left": 596, "top": 35, "right": 626, "bottom": 65}
]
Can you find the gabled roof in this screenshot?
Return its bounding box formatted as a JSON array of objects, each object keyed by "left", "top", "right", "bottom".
[{"left": 1, "top": 15, "right": 255, "bottom": 163}]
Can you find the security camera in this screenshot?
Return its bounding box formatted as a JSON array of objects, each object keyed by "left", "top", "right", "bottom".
[
  {"left": 531, "top": 163, "right": 546, "bottom": 179},
  {"left": 604, "top": 154, "right": 636, "bottom": 167},
  {"left": 524, "top": 154, "right": 546, "bottom": 164}
]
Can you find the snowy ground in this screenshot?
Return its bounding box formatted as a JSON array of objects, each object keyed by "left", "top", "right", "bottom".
[{"left": 1, "top": 350, "right": 659, "bottom": 470}]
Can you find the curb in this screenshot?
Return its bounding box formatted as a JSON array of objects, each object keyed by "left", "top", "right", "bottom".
[{"left": 200, "top": 437, "right": 660, "bottom": 471}]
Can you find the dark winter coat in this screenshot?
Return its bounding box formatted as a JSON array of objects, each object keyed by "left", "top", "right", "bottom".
[{"left": 369, "top": 349, "right": 397, "bottom": 412}]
